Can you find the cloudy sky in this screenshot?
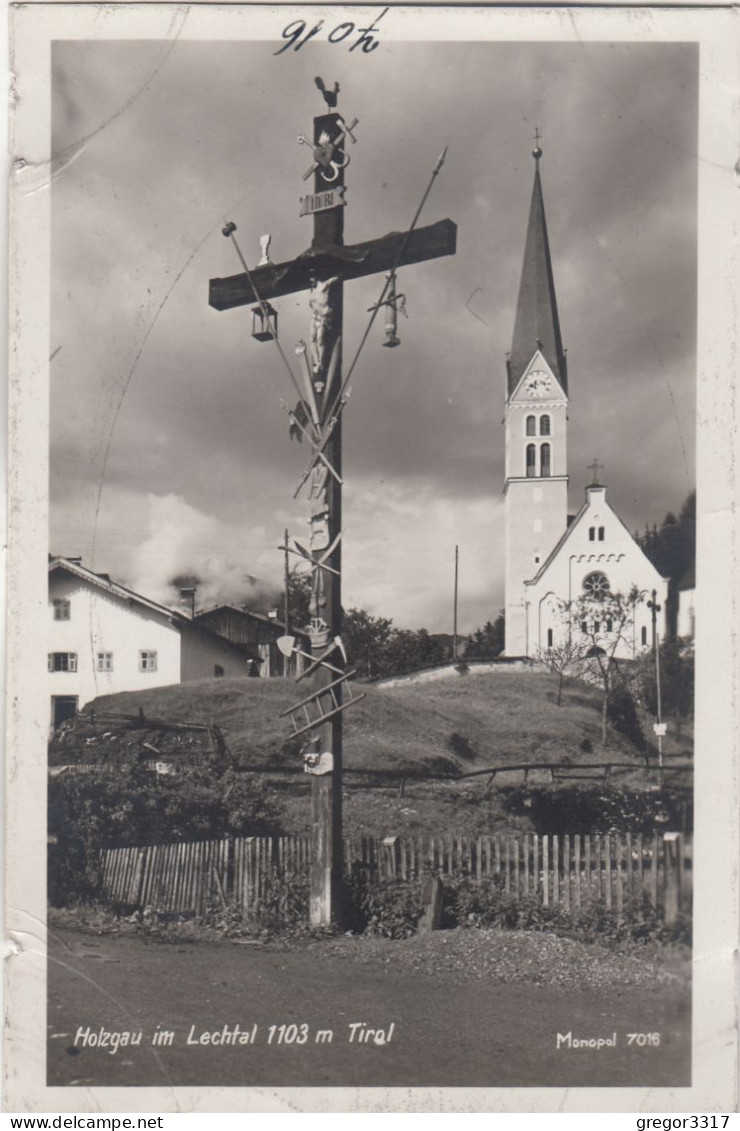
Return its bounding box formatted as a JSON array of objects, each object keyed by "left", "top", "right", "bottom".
[{"left": 50, "top": 28, "right": 697, "bottom": 633}]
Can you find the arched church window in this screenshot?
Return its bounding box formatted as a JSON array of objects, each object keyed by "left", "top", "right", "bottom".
[
  {"left": 540, "top": 415, "right": 551, "bottom": 436},
  {"left": 526, "top": 444, "right": 536, "bottom": 477},
  {"left": 540, "top": 443, "right": 551, "bottom": 477},
  {"left": 589, "top": 527, "right": 595, "bottom": 541},
  {"left": 583, "top": 571, "right": 610, "bottom": 600},
  {"left": 598, "top": 526, "right": 605, "bottom": 541},
  {"left": 547, "top": 628, "right": 553, "bottom": 647},
  {"left": 641, "top": 626, "right": 648, "bottom": 646},
  {"left": 606, "top": 617, "right": 613, "bottom": 632},
  {"left": 526, "top": 415, "right": 536, "bottom": 436}
]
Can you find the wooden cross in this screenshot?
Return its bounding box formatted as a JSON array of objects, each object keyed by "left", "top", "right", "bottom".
[{"left": 208, "top": 92, "right": 456, "bottom": 928}]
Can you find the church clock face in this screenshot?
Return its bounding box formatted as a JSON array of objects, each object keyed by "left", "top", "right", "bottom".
[{"left": 524, "top": 370, "right": 552, "bottom": 397}]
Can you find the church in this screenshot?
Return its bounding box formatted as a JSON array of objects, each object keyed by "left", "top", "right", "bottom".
[{"left": 503, "top": 143, "right": 668, "bottom": 660}]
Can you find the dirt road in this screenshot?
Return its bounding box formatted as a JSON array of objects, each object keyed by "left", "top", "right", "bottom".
[{"left": 48, "top": 927, "right": 690, "bottom": 1088}]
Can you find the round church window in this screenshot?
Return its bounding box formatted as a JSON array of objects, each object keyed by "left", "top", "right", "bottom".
[{"left": 583, "top": 571, "right": 610, "bottom": 599}]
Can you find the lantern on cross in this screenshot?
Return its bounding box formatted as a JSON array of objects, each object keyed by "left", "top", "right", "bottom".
[{"left": 251, "top": 302, "right": 278, "bottom": 342}]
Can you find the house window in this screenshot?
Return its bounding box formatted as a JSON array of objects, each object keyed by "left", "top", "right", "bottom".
[
  {"left": 583, "top": 571, "right": 610, "bottom": 600},
  {"left": 606, "top": 618, "right": 613, "bottom": 632},
  {"left": 598, "top": 526, "right": 605, "bottom": 541},
  {"left": 97, "top": 652, "right": 113, "bottom": 672},
  {"left": 52, "top": 599, "right": 70, "bottom": 621},
  {"left": 581, "top": 620, "right": 588, "bottom": 634},
  {"left": 540, "top": 443, "right": 551, "bottom": 477},
  {"left": 593, "top": 621, "right": 600, "bottom": 634},
  {"left": 641, "top": 626, "right": 648, "bottom": 646},
  {"left": 48, "top": 652, "right": 77, "bottom": 672},
  {"left": 589, "top": 527, "right": 595, "bottom": 541},
  {"left": 139, "top": 650, "right": 158, "bottom": 672},
  {"left": 214, "top": 665, "right": 225, "bottom": 678},
  {"left": 540, "top": 415, "right": 551, "bottom": 436},
  {"left": 526, "top": 444, "right": 536, "bottom": 477},
  {"left": 526, "top": 415, "right": 536, "bottom": 436},
  {"left": 547, "top": 628, "right": 553, "bottom": 647}
]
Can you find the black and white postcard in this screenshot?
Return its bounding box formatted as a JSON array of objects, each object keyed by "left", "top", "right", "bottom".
[{"left": 5, "top": 2, "right": 739, "bottom": 1114}]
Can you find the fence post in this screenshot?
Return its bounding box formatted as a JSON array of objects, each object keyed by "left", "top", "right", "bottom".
[{"left": 663, "top": 832, "right": 681, "bottom": 925}]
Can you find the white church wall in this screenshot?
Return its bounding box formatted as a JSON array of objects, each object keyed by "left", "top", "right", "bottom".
[{"left": 524, "top": 485, "right": 668, "bottom": 659}]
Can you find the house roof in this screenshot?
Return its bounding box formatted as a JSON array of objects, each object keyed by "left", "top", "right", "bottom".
[
  {"left": 507, "top": 149, "right": 568, "bottom": 398},
  {"left": 196, "top": 604, "right": 311, "bottom": 642},
  {"left": 678, "top": 564, "right": 695, "bottom": 591},
  {"left": 49, "top": 556, "right": 183, "bottom": 622}
]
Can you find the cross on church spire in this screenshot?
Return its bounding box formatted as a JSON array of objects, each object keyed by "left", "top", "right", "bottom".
[
  {"left": 588, "top": 458, "right": 604, "bottom": 485},
  {"left": 533, "top": 126, "right": 543, "bottom": 160}
]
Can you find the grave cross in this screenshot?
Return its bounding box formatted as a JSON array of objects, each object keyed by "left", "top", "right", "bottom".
[{"left": 208, "top": 86, "right": 457, "bottom": 927}]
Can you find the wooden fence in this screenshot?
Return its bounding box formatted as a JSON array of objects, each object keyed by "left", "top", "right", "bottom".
[{"left": 99, "top": 831, "right": 691, "bottom": 924}]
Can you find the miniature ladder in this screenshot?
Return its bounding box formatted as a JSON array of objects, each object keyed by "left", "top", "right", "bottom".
[{"left": 279, "top": 669, "right": 365, "bottom": 739}]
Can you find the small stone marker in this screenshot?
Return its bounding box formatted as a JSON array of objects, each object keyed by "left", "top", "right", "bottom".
[{"left": 418, "top": 875, "right": 443, "bottom": 933}]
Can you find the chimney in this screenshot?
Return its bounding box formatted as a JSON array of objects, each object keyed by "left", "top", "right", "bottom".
[{"left": 179, "top": 586, "right": 197, "bottom": 619}]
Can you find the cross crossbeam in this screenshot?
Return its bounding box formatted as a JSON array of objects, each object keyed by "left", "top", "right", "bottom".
[{"left": 208, "top": 219, "right": 456, "bottom": 310}]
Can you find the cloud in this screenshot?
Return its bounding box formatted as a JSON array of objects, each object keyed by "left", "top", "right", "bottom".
[
  {"left": 123, "top": 493, "right": 279, "bottom": 611},
  {"left": 50, "top": 38, "right": 697, "bottom": 632}
]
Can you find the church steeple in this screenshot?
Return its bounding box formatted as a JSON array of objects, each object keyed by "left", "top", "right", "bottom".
[{"left": 507, "top": 143, "right": 567, "bottom": 397}]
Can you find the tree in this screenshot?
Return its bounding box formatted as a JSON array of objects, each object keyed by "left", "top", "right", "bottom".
[
  {"left": 636, "top": 490, "right": 696, "bottom": 637},
  {"left": 286, "top": 569, "right": 312, "bottom": 632},
  {"left": 463, "top": 613, "right": 505, "bottom": 659},
  {"left": 570, "top": 585, "right": 644, "bottom": 745},
  {"left": 538, "top": 636, "right": 588, "bottom": 705},
  {"left": 342, "top": 607, "right": 395, "bottom": 678}
]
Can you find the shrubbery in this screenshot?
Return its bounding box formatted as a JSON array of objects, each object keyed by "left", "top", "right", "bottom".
[
  {"left": 48, "top": 755, "right": 284, "bottom": 905},
  {"left": 498, "top": 783, "right": 692, "bottom": 836}
]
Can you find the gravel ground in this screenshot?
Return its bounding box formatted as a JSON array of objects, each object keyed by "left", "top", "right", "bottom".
[{"left": 304, "top": 928, "right": 690, "bottom": 991}]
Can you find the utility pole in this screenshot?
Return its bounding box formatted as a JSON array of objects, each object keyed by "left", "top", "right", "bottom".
[
  {"left": 453, "top": 544, "right": 459, "bottom": 661},
  {"left": 282, "top": 528, "right": 290, "bottom": 677},
  {"left": 647, "top": 587, "right": 665, "bottom": 784},
  {"left": 209, "top": 81, "right": 456, "bottom": 926}
]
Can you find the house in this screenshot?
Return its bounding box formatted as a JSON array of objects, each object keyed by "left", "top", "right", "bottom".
[
  {"left": 48, "top": 557, "right": 257, "bottom": 728},
  {"left": 194, "top": 605, "right": 309, "bottom": 678},
  {"left": 502, "top": 144, "right": 669, "bottom": 659}
]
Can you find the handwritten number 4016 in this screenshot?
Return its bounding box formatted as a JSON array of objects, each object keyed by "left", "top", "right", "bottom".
[{"left": 275, "top": 7, "right": 388, "bottom": 55}]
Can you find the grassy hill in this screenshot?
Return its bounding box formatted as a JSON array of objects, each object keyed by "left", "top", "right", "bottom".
[
  {"left": 49, "top": 668, "right": 669, "bottom": 838},
  {"left": 51, "top": 667, "right": 641, "bottom": 774}
]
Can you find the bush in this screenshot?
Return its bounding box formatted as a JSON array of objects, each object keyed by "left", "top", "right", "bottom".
[
  {"left": 48, "top": 757, "right": 285, "bottom": 906},
  {"left": 348, "top": 873, "right": 422, "bottom": 938},
  {"left": 442, "top": 876, "right": 690, "bottom": 946},
  {"left": 606, "top": 685, "right": 644, "bottom": 747},
  {"left": 499, "top": 783, "right": 692, "bottom": 835}
]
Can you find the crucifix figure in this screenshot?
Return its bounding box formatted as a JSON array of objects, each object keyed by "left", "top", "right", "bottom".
[
  {"left": 209, "top": 86, "right": 456, "bottom": 927},
  {"left": 309, "top": 274, "right": 340, "bottom": 375}
]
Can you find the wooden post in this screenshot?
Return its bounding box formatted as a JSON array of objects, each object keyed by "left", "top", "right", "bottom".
[
  {"left": 574, "top": 835, "right": 581, "bottom": 911},
  {"left": 209, "top": 89, "right": 456, "bottom": 929},
  {"left": 663, "top": 832, "right": 680, "bottom": 924},
  {"left": 452, "top": 544, "right": 459, "bottom": 661}
]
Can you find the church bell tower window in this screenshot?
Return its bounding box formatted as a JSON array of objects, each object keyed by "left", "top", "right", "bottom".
[
  {"left": 540, "top": 443, "right": 551, "bottom": 477},
  {"left": 540, "top": 414, "right": 551, "bottom": 436},
  {"left": 526, "top": 415, "right": 536, "bottom": 436},
  {"left": 526, "top": 444, "right": 536, "bottom": 477}
]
